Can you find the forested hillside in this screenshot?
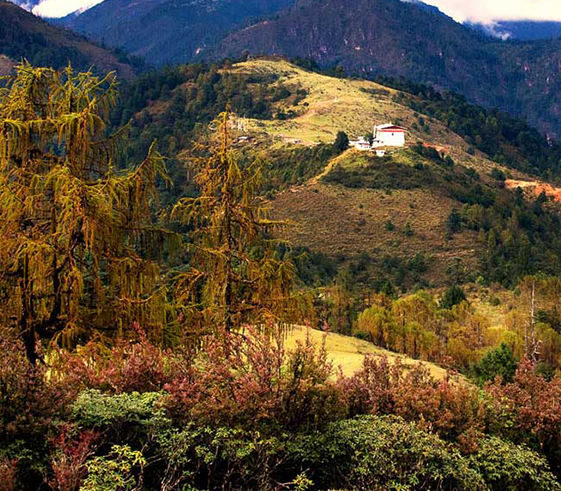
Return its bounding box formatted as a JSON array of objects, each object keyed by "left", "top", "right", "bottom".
[
  {"left": 0, "top": 0, "right": 138, "bottom": 77},
  {"left": 109, "top": 59, "right": 561, "bottom": 291}
]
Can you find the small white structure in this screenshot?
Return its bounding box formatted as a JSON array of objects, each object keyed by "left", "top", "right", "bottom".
[
  {"left": 349, "top": 136, "right": 372, "bottom": 151},
  {"left": 372, "top": 124, "right": 406, "bottom": 148},
  {"left": 375, "top": 149, "right": 386, "bottom": 157}
]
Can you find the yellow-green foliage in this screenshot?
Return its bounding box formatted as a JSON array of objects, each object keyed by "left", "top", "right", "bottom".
[
  {"left": 355, "top": 279, "right": 561, "bottom": 371},
  {"left": 172, "top": 112, "right": 309, "bottom": 335},
  {"left": 0, "top": 63, "right": 175, "bottom": 360}
]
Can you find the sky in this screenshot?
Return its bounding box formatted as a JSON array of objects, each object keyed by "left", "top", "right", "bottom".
[
  {"left": 27, "top": 0, "right": 561, "bottom": 21},
  {"left": 419, "top": 0, "right": 561, "bottom": 24}
]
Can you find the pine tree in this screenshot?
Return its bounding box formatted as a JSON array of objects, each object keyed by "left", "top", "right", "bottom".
[
  {"left": 0, "top": 63, "right": 175, "bottom": 362},
  {"left": 172, "top": 112, "right": 307, "bottom": 336}
]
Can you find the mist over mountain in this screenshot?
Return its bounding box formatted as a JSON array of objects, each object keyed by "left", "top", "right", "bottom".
[{"left": 470, "top": 20, "right": 561, "bottom": 41}]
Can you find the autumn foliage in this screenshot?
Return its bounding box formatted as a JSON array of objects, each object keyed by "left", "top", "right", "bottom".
[{"left": 1, "top": 63, "right": 561, "bottom": 490}]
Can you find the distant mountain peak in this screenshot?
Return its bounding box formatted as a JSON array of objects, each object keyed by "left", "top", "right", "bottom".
[
  {"left": 399, "top": 0, "right": 445, "bottom": 16},
  {"left": 468, "top": 20, "right": 561, "bottom": 41},
  {"left": 0, "top": 0, "right": 136, "bottom": 77}
]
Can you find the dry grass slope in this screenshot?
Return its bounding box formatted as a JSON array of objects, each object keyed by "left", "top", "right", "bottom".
[
  {"left": 226, "top": 59, "right": 538, "bottom": 285},
  {"left": 285, "top": 326, "right": 449, "bottom": 379}
]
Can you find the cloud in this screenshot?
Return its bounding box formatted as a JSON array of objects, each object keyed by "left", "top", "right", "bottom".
[
  {"left": 419, "top": 0, "right": 561, "bottom": 24},
  {"left": 32, "top": 0, "right": 103, "bottom": 18}
]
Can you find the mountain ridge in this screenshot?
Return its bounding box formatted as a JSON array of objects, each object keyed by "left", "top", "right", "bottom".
[
  {"left": 0, "top": 0, "right": 137, "bottom": 78},
  {"left": 56, "top": 0, "right": 561, "bottom": 139},
  {"left": 212, "top": 0, "right": 561, "bottom": 139},
  {"left": 59, "top": 0, "right": 296, "bottom": 65}
]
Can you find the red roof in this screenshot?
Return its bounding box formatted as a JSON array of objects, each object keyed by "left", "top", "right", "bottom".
[{"left": 378, "top": 125, "right": 405, "bottom": 132}]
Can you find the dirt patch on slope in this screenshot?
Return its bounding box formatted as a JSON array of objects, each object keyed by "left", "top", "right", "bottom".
[{"left": 506, "top": 179, "right": 561, "bottom": 202}]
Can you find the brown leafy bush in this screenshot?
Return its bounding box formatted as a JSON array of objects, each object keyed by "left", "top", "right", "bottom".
[
  {"left": 340, "top": 355, "right": 495, "bottom": 443},
  {"left": 47, "top": 426, "right": 99, "bottom": 491},
  {"left": 488, "top": 359, "right": 561, "bottom": 471},
  {"left": 0, "top": 329, "right": 62, "bottom": 442},
  {"left": 51, "top": 328, "right": 178, "bottom": 398},
  {"left": 165, "top": 328, "right": 345, "bottom": 430},
  {"left": 0, "top": 458, "right": 17, "bottom": 491}
]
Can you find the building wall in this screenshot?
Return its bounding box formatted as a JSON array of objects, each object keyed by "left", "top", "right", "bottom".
[{"left": 376, "top": 131, "right": 405, "bottom": 147}]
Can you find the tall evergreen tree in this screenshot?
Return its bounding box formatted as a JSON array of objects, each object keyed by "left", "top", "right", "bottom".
[
  {"left": 0, "top": 63, "right": 174, "bottom": 362},
  {"left": 172, "top": 112, "right": 307, "bottom": 335}
]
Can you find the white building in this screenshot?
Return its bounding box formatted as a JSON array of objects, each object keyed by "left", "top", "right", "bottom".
[
  {"left": 372, "top": 124, "right": 406, "bottom": 148},
  {"left": 349, "top": 136, "right": 372, "bottom": 151}
]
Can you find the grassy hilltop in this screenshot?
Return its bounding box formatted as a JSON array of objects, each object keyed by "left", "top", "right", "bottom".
[
  {"left": 223, "top": 59, "right": 550, "bottom": 286},
  {"left": 119, "top": 57, "right": 561, "bottom": 289}
]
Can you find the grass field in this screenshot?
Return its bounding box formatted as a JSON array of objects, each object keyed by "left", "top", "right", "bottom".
[
  {"left": 285, "top": 326, "right": 449, "bottom": 379},
  {"left": 272, "top": 174, "right": 482, "bottom": 284},
  {"left": 232, "top": 60, "right": 498, "bottom": 169}
]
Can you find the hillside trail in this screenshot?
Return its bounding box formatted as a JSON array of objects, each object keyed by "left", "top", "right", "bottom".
[{"left": 308, "top": 149, "right": 353, "bottom": 185}]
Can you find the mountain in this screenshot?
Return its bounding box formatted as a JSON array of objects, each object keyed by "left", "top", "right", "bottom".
[
  {"left": 8, "top": 0, "right": 42, "bottom": 10},
  {"left": 400, "top": 0, "right": 445, "bottom": 16},
  {"left": 8, "top": 0, "right": 104, "bottom": 18},
  {"left": 0, "top": 0, "right": 136, "bottom": 78},
  {"left": 56, "top": 0, "right": 561, "bottom": 138},
  {"left": 59, "top": 0, "right": 296, "bottom": 65},
  {"left": 211, "top": 0, "right": 561, "bottom": 139},
  {"left": 112, "top": 58, "right": 561, "bottom": 287}
]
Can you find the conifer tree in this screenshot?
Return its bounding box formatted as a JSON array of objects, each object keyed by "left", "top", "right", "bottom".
[
  {"left": 0, "top": 63, "right": 174, "bottom": 362},
  {"left": 172, "top": 112, "right": 306, "bottom": 335}
]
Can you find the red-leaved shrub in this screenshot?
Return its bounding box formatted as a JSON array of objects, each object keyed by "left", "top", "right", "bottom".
[
  {"left": 0, "top": 458, "right": 17, "bottom": 491},
  {"left": 51, "top": 328, "right": 178, "bottom": 398},
  {"left": 488, "top": 359, "right": 561, "bottom": 470},
  {"left": 340, "top": 355, "right": 494, "bottom": 444},
  {"left": 164, "top": 328, "right": 344, "bottom": 430},
  {"left": 47, "top": 426, "right": 99, "bottom": 491},
  {"left": 0, "top": 328, "right": 62, "bottom": 443}
]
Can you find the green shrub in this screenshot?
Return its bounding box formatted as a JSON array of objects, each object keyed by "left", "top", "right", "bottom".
[
  {"left": 151, "top": 424, "right": 286, "bottom": 491},
  {"left": 472, "top": 343, "right": 518, "bottom": 385},
  {"left": 71, "top": 390, "right": 164, "bottom": 430},
  {"left": 469, "top": 437, "right": 560, "bottom": 491},
  {"left": 490, "top": 167, "right": 507, "bottom": 182},
  {"left": 332, "top": 131, "right": 349, "bottom": 154},
  {"left": 81, "top": 445, "right": 145, "bottom": 491},
  {"left": 440, "top": 285, "right": 467, "bottom": 309},
  {"left": 290, "top": 415, "right": 485, "bottom": 491}
]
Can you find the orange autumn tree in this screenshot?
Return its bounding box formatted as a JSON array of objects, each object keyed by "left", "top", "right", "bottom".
[
  {"left": 172, "top": 112, "right": 307, "bottom": 335},
  {"left": 0, "top": 63, "right": 174, "bottom": 362}
]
